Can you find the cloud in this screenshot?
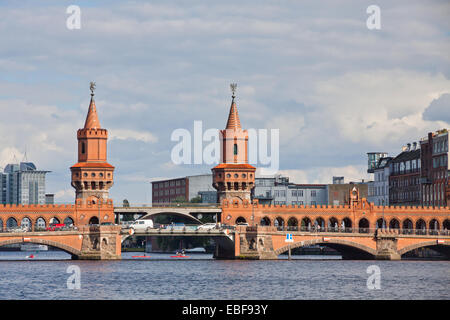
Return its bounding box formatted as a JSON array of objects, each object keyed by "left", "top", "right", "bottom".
[
  {"left": 109, "top": 129, "right": 158, "bottom": 143},
  {"left": 422, "top": 93, "right": 450, "bottom": 122}
]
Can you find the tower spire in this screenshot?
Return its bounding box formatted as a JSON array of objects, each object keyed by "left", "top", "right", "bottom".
[
  {"left": 226, "top": 83, "right": 241, "bottom": 130},
  {"left": 84, "top": 81, "right": 101, "bottom": 129}
]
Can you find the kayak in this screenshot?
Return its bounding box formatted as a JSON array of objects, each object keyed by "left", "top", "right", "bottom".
[
  {"left": 26, "top": 254, "right": 35, "bottom": 259},
  {"left": 170, "top": 255, "right": 189, "bottom": 258}
]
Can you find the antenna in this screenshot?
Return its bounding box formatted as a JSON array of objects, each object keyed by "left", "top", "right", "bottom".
[{"left": 22, "top": 146, "right": 28, "bottom": 162}]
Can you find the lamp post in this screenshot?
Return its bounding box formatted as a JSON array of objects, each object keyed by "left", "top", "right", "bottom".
[{"left": 382, "top": 199, "right": 385, "bottom": 229}]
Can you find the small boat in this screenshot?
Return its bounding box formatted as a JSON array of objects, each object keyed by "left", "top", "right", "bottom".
[
  {"left": 26, "top": 254, "right": 35, "bottom": 259},
  {"left": 171, "top": 250, "right": 189, "bottom": 258}
]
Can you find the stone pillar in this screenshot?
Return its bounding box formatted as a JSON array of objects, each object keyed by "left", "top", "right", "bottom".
[
  {"left": 73, "top": 225, "right": 122, "bottom": 260},
  {"left": 375, "top": 230, "right": 401, "bottom": 260}
]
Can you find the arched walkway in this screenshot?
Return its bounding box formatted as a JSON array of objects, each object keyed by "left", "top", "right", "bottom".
[
  {"left": 342, "top": 217, "right": 352, "bottom": 232},
  {"left": 274, "top": 217, "right": 284, "bottom": 229},
  {"left": 21, "top": 217, "right": 32, "bottom": 231},
  {"left": 416, "top": 219, "right": 426, "bottom": 235},
  {"left": 64, "top": 217, "right": 75, "bottom": 227},
  {"left": 429, "top": 219, "right": 439, "bottom": 235},
  {"left": 89, "top": 216, "right": 99, "bottom": 225},
  {"left": 398, "top": 241, "right": 450, "bottom": 259},
  {"left": 328, "top": 217, "right": 339, "bottom": 232},
  {"left": 402, "top": 219, "right": 413, "bottom": 235},
  {"left": 259, "top": 217, "right": 271, "bottom": 226},
  {"left": 376, "top": 218, "right": 386, "bottom": 229},
  {"left": 300, "top": 217, "right": 311, "bottom": 231},
  {"left": 314, "top": 217, "right": 325, "bottom": 232},
  {"left": 235, "top": 217, "right": 247, "bottom": 224},
  {"left": 287, "top": 217, "right": 298, "bottom": 231},
  {"left": 389, "top": 218, "right": 400, "bottom": 230},
  {"left": 35, "top": 217, "right": 46, "bottom": 231},
  {"left": 358, "top": 218, "right": 370, "bottom": 233},
  {"left": 6, "top": 217, "right": 18, "bottom": 230}
]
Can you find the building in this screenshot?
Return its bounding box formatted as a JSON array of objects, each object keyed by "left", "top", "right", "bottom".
[
  {"left": 367, "top": 157, "right": 392, "bottom": 206},
  {"left": 389, "top": 143, "right": 421, "bottom": 206},
  {"left": 327, "top": 180, "right": 369, "bottom": 206},
  {"left": 367, "top": 152, "right": 388, "bottom": 173},
  {"left": 45, "top": 194, "right": 55, "bottom": 205},
  {"left": 0, "top": 162, "right": 50, "bottom": 205},
  {"left": 420, "top": 129, "right": 449, "bottom": 207},
  {"left": 70, "top": 84, "right": 115, "bottom": 203},
  {"left": 253, "top": 175, "right": 328, "bottom": 206},
  {"left": 211, "top": 85, "right": 256, "bottom": 203},
  {"left": 151, "top": 174, "right": 216, "bottom": 204}
]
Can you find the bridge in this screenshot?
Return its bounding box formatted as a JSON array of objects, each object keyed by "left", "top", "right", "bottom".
[
  {"left": 119, "top": 224, "right": 450, "bottom": 260},
  {"left": 114, "top": 205, "right": 221, "bottom": 224},
  {"left": 0, "top": 225, "right": 121, "bottom": 260}
]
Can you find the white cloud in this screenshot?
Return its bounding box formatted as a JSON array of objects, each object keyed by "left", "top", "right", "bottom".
[{"left": 109, "top": 129, "right": 158, "bottom": 143}]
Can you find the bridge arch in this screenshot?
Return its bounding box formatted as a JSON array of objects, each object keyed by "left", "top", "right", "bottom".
[
  {"left": 287, "top": 217, "right": 298, "bottom": 229},
  {"left": 6, "top": 217, "right": 18, "bottom": 230},
  {"left": 398, "top": 241, "right": 450, "bottom": 258},
  {"left": 50, "top": 217, "right": 60, "bottom": 224},
  {"left": 35, "top": 217, "right": 47, "bottom": 231},
  {"left": 274, "top": 217, "right": 284, "bottom": 227},
  {"left": 0, "top": 218, "right": 3, "bottom": 231},
  {"left": 300, "top": 217, "right": 311, "bottom": 231},
  {"left": 329, "top": 217, "right": 339, "bottom": 231},
  {"left": 389, "top": 218, "right": 400, "bottom": 229},
  {"left": 139, "top": 211, "right": 203, "bottom": 224},
  {"left": 64, "top": 216, "right": 75, "bottom": 226},
  {"left": 358, "top": 218, "right": 370, "bottom": 233},
  {"left": 235, "top": 216, "right": 247, "bottom": 224},
  {"left": 274, "top": 238, "right": 377, "bottom": 259},
  {"left": 20, "top": 216, "right": 33, "bottom": 231},
  {"left": 0, "top": 238, "right": 81, "bottom": 257},
  {"left": 260, "top": 216, "right": 271, "bottom": 226}
]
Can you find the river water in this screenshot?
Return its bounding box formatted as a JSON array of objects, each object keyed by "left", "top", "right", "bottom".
[{"left": 0, "top": 251, "right": 448, "bottom": 300}]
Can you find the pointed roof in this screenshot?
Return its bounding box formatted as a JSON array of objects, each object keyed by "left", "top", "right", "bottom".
[
  {"left": 84, "top": 95, "right": 101, "bottom": 129},
  {"left": 225, "top": 96, "right": 242, "bottom": 130}
]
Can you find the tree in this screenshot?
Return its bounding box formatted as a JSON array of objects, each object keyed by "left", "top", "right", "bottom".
[
  {"left": 123, "top": 199, "right": 130, "bottom": 207},
  {"left": 190, "top": 196, "right": 201, "bottom": 203}
]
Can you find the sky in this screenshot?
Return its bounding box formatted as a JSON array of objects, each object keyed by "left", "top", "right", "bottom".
[{"left": 0, "top": 0, "right": 449, "bottom": 205}]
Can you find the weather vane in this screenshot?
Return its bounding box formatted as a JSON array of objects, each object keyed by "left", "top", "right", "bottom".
[
  {"left": 90, "top": 81, "right": 96, "bottom": 95},
  {"left": 230, "top": 83, "right": 237, "bottom": 98}
]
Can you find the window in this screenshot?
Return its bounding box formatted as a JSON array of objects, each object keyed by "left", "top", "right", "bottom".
[
  {"left": 234, "top": 144, "right": 238, "bottom": 156},
  {"left": 311, "top": 190, "right": 317, "bottom": 197},
  {"left": 81, "top": 142, "right": 85, "bottom": 154}
]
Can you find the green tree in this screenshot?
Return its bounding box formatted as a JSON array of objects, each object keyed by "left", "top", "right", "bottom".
[
  {"left": 123, "top": 199, "right": 130, "bottom": 207},
  {"left": 190, "top": 196, "right": 201, "bottom": 203}
]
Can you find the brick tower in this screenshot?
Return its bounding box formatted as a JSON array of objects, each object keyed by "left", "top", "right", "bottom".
[
  {"left": 71, "top": 82, "right": 114, "bottom": 202},
  {"left": 212, "top": 84, "right": 256, "bottom": 203}
]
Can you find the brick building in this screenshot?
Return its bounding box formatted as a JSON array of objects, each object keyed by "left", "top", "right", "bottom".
[
  {"left": 420, "top": 129, "right": 449, "bottom": 207},
  {"left": 151, "top": 174, "right": 215, "bottom": 204},
  {"left": 389, "top": 145, "right": 421, "bottom": 206}
]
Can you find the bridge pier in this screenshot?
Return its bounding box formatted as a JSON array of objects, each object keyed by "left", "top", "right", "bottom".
[
  {"left": 73, "top": 225, "right": 122, "bottom": 260},
  {"left": 374, "top": 231, "right": 401, "bottom": 261}
]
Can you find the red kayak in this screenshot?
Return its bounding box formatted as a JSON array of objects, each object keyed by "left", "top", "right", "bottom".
[{"left": 170, "top": 255, "right": 189, "bottom": 258}]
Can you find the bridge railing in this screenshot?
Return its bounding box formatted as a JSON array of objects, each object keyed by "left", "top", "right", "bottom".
[{"left": 271, "top": 226, "right": 450, "bottom": 236}]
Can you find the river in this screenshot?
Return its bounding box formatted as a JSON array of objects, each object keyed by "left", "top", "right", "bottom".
[{"left": 0, "top": 251, "right": 448, "bottom": 300}]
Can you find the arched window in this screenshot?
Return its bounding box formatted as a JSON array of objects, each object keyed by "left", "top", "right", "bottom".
[
  {"left": 81, "top": 142, "right": 86, "bottom": 154},
  {"left": 233, "top": 143, "right": 238, "bottom": 156}
]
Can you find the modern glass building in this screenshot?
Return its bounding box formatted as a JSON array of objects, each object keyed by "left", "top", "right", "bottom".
[{"left": 0, "top": 162, "right": 50, "bottom": 205}]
